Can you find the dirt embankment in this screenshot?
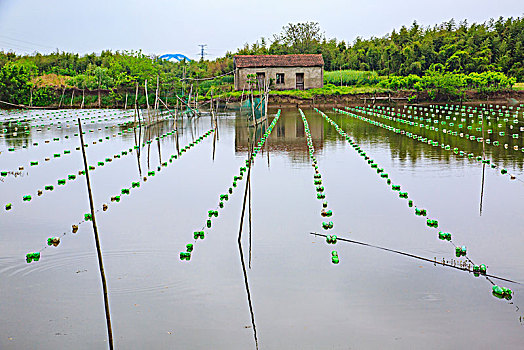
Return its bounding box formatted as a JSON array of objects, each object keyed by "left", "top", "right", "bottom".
[{"left": 261, "top": 90, "right": 524, "bottom": 108}]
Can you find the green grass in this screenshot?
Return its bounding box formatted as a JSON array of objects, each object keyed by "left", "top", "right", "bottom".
[
  {"left": 324, "top": 70, "right": 380, "bottom": 86},
  {"left": 215, "top": 84, "right": 389, "bottom": 99},
  {"left": 513, "top": 82, "right": 524, "bottom": 90}
]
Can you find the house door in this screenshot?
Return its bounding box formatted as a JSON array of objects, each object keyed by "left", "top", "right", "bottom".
[
  {"left": 296, "top": 73, "right": 304, "bottom": 90},
  {"left": 256, "top": 72, "right": 266, "bottom": 89}
]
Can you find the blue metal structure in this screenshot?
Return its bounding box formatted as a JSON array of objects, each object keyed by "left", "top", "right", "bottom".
[{"left": 159, "top": 54, "right": 192, "bottom": 62}]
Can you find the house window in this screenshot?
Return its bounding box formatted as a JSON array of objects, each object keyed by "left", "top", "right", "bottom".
[{"left": 276, "top": 73, "right": 285, "bottom": 84}]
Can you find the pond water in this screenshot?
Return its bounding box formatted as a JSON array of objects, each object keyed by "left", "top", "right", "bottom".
[{"left": 1, "top": 105, "right": 524, "bottom": 349}]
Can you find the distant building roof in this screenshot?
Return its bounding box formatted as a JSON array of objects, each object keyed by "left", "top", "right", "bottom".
[{"left": 234, "top": 54, "right": 324, "bottom": 68}]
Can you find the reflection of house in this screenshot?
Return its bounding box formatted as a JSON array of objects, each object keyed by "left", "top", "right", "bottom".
[
  {"left": 234, "top": 55, "right": 324, "bottom": 91},
  {"left": 235, "top": 110, "right": 324, "bottom": 155}
]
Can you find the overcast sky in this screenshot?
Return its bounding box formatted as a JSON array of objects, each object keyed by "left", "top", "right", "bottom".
[{"left": 0, "top": 0, "right": 522, "bottom": 60}]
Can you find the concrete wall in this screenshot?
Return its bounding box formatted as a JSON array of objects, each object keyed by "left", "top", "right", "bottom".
[{"left": 234, "top": 66, "right": 323, "bottom": 91}]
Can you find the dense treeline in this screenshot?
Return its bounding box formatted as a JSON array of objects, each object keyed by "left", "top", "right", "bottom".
[
  {"left": 0, "top": 16, "right": 523, "bottom": 106},
  {"left": 0, "top": 50, "right": 234, "bottom": 106},
  {"left": 237, "top": 17, "right": 524, "bottom": 81}
]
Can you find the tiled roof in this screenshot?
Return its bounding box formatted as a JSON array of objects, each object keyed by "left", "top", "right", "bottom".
[{"left": 234, "top": 54, "right": 324, "bottom": 68}]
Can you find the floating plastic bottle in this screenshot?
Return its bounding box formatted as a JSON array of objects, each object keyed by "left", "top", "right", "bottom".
[{"left": 47, "top": 237, "right": 60, "bottom": 247}]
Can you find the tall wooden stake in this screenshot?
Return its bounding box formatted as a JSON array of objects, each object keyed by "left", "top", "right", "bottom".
[{"left": 77, "top": 119, "right": 114, "bottom": 350}]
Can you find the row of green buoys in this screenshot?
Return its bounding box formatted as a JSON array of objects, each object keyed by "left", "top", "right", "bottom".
[
  {"left": 180, "top": 110, "right": 281, "bottom": 262},
  {"left": 349, "top": 105, "right": 523, "bottom": 153},
  {"left": 1, "top": 110, "right": 174, "bottom": 154},
  {"left": 315, "top": 108, "right": 514, "bottom": 299},
  {"left": 1, "top": 110, "right": 136, "bottom": 151},
  {"left": 3, "top": 127, "right": 178, "bottom": 213},
  {"left": 2, "top": 108, "right": 176, "bottom": 129},
  {"left": 299, "top": 109, "right": 339, "bottom": 264},
  {"left": 25, "top": 128, "right": 215, "bottom": 263},
  {"left": 334, "top": 107, "right": 521, "bottom": 183}
]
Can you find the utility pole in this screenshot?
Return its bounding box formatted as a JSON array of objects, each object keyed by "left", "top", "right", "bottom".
[{"left": 198, "top": 44, "right": 207, "bottom": 61}]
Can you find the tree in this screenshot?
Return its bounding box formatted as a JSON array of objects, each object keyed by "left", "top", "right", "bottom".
[
  {"left": 274, "top": 22, "right": 324, "bottom": 54},
  {"left": 0, "top": 61, "right": 37, "bottom": 104}
]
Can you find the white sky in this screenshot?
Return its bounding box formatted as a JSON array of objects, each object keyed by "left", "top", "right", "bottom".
[{"left": 0, "top": 0, "right": 522, "bottom": 59}]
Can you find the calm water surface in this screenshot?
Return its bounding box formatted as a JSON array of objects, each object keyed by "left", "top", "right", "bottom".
[{"left": 1, "top": 106, "right": 523, "bottom": 349}]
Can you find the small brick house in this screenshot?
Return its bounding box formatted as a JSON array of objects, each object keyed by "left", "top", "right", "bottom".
[{"left": 234, "top": 54, "right": 324, "bottom": 91}]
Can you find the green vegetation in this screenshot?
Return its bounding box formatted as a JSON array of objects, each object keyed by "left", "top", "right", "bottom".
[
  {"left": 240, "top": 18, "right": 524, "bottom": 81},
  {"left": 379, "top": 67, "right": 516, "bottom": 99},
  {"left": 324, "top": 70, "right": 380, "bottom": 86},
  {"left": 1, "top": 16, "right": 523, "bottom": 106}
]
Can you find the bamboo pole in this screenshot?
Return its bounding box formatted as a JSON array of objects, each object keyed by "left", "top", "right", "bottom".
[
  {"left": 145, "top": 79, "right": 150, "bottom": 124},
  {"left": 70, "top": 90, "right": 75, "bottom": 108},
  {"left": 124, "top": 92, "right": 128, "bottom": 110},
  {"left": 77, "top": 119, "right": 114, "bottom": 350},
  {"left": 58, "top": 86, "right": 65, "bottom": 108},
  {"left": 81, "top": 89, "right": 85, "bottom": 109}
]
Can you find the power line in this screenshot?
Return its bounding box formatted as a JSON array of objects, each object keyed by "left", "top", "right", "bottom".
[{"left": 0, "top": 34, "right": 54, "bottom": 49}]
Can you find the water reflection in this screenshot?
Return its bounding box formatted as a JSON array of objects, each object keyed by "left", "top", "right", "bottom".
[
  {"left": 325, "top": 110, "right": 524, "bottom": 172},
  {"left": 237, "top": 131, "right": 258, "bottom": 350},
  {"left": 235, "top": 109, "right": 324, "bottom": 159}
]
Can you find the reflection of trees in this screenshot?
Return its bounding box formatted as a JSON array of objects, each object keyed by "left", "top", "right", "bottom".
[
  {"left": 326, "top": 110, "right": 524, "bottom": 171},
  {"left": 1, "top": 121, "right": 31, "bottom": 149}
]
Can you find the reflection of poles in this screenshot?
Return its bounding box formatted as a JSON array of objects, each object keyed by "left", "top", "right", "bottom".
[
  {"left": 480, "top": 112, "right": 486, "bottom": 216},
  {"left": 480, "top": 163, "right": 486, "bottom": 216},
  {"left": 77, "top": 118, "right": 114, "bottom": 350},
  {"left": 248, "top": 175, "right": 252, "bottom": 269},
  {"left": 237, "top": 139, "right": 258, "bottom": 350},
  {"left": 133, "top": 122, "right": 142, "bottom": 178},
  {"left": 212, "top": 127, "right": 216, "bottom": 161}
]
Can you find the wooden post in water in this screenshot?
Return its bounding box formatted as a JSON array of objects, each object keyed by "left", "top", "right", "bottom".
[
  {"left": 77, "top": 119, "right": 114, "bottom": 349},
  {"left": 145, "top": 79, "right": 150, "bottom": 125}
]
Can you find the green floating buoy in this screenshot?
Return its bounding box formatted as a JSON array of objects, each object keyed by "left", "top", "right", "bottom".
[
  {"left": 331, "top": 251, "right": 339, "bottom": 264},
  {"left": 326, "top": 235, "right": 337, "bottom": 244},
  {"left": 180, "top": 252, "right": 191, "bottom": 261},
  {"left": 455, "top": 245, "right": 467, "bottom": 257},
  {"left": 26, "top": 252, "right": 40, "bottom": 263},
  {"left": 5, "top": 203, "right": 12, "bottom": 210},
  {"left": 426, "top": 219, "right": 438, "bottom": 228},
  {"left": 415, "top": 208, "right": 427, "bottom": 216},
  {"left": 84, "top": 213, "right": 93, "bottom": 221},
  {"left": 438, "top": 231, "right": 451, "bottom": 241},
  {"left": 194, "top": 231, "right": 205, "bottom": 239},
  {"left": 492, "top": 285, "right": 512, "bottom": 300}
]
